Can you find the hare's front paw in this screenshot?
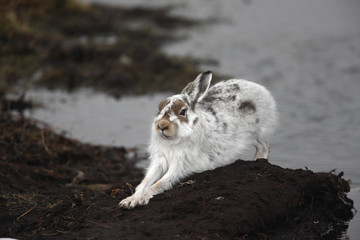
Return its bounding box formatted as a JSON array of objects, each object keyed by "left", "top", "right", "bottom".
[
  {"left": 138, "top": 193, "right": 152, "bottom": 206},
  {"left": 118, "top": 193, "right": 153, "bottom": 209},
  {"left": 119, "top": 195, "right": 140, "bottom": 209}
]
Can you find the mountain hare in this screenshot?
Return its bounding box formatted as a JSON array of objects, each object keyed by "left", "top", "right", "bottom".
[{"left": 119, "top": 71, "right": 278, "bottom": 209}]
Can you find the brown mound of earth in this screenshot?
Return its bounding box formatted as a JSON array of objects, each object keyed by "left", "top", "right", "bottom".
[{"left": 0, "top": 113, "right": 354, "bottom": 239}]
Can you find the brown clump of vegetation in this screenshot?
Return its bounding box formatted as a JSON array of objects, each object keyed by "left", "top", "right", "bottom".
[{"left": 0, "top": 0, "right": 212, "bottom": 97}]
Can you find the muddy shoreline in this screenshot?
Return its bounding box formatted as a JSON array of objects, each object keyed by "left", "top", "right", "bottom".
[{"left": 0, "top": 113, "right": 354, "bottom": 239}]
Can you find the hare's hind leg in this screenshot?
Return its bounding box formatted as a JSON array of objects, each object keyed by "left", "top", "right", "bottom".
[{"left": 254, "top": 136, "right": 269, "bottom": 160}]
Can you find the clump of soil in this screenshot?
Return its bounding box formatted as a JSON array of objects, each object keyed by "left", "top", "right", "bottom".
[{"left": 0, "top": 113, "right": 354, "bottom": 239}]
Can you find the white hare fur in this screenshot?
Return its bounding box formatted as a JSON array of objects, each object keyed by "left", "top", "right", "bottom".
[{"left": 119, "top": 71, "right": 278, "bottom": 209}]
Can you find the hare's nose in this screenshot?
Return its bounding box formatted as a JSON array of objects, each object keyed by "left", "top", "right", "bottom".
[
  {"left": 157, "top": 121, "right": 169, "bottom": 132},
  {"left": 160, "top": 126, "right": 168, "bottom": 132}
]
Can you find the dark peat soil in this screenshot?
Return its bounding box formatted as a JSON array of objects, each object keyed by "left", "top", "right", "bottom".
[{"left": 0, "top": 113, "right": 354, "bottom": 240}]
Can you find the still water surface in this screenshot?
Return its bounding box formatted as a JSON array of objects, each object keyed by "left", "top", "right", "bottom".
[
  {"left": 78, "top": 0, "right": 360, "bottom": 183},
  {"left": 24, "top": 0, "right": 360, "bottom": 238}
]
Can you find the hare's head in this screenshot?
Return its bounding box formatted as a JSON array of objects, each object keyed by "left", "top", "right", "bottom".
[{"left": 154, "top": 71, "right": 212, "bottom": 141}]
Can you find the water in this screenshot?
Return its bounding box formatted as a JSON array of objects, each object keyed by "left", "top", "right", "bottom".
[
  {"left": 76, "top": 0, "right": 360, "bottom": 182},
  {"left": 25, "top": 0, "right": 360, "bottom": 238},
  {"left": 23, "top": 89, "right": 168, "bottom": 147}
]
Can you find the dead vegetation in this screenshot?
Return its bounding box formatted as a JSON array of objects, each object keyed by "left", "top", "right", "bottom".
[
  {"left": 0, "top": 0, "right": 214, "bottom": 98},
  {"left": 0, "top": 112, "right": 142, "bottom": 238}
]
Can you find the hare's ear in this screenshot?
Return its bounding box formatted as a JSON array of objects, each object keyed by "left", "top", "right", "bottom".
[{"left": 181, "top": 71, "right": 212, "bottom": 104}]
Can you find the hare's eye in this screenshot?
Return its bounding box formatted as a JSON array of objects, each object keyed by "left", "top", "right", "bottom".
[{"left": 179, "top": 108, "right": 187, "bottom": 116}]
